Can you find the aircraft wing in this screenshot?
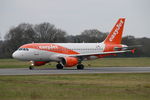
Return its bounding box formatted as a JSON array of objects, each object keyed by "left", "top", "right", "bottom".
[{"left": 68, "top": 50, "right": 134, "bottom": 58}]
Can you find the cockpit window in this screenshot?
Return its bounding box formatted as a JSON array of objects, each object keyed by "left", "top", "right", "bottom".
[{"left": 18, "top": 48, "right": 29, "bottom": 51}]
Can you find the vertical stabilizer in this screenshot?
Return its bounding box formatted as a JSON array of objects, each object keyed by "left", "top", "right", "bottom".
[{"left": 104, "top": 18, "right": 125, "bottom": 44}]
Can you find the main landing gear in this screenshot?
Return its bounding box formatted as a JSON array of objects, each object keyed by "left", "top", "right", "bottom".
[
  {"left": 77, "top": 64, "right": 84, "bottom": 70},
  {"left": 56, "top": 63, "right": 64, "bottom": 69},
  {"left": 77, "top": 60, "right": 84, "bottom": 70},
  {"left": 56, "top": 63, "right": 84, "bottom": 70}
]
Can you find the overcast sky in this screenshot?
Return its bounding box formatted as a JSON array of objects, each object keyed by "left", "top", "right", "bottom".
[{"left": 0, "top": 0, "right": 150, "bottom": 39}]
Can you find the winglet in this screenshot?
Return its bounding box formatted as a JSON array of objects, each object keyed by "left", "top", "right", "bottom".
[{"left": 104, "top": 18, "right": 125, "bottom": 44}]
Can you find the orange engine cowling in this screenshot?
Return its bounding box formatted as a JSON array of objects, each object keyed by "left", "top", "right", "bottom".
[
  {"left": 33, "top": 61, "right": 48, "bottom": 66},
  {"left": 62, "top": 57, "right": 78, "bottom": 67}
]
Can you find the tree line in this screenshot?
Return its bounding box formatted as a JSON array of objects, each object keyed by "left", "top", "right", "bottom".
[{"left": 0, "top": 22, "right": 150, "bottom": 58}]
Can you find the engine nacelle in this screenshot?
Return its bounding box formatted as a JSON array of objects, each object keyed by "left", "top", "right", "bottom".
[
  {"left": 32, "top": 61, "right": 48, "bottom": 66},
  {"left": 62, "top": 57, "right": 78, "bottom": 67}
]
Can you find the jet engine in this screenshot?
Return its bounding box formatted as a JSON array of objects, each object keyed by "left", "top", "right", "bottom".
[{"left": 62, "top": 57, "right": 78, "bottom": 67}]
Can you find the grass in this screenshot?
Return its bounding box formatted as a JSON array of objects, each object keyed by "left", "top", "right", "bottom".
[
  {"left": 0, "top": 73, "right": 150, "bottom": 100},
  {"left": 0, "top": 57, "right": 150, "bottom": 68}
]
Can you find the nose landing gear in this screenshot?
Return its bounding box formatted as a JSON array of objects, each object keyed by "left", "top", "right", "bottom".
[{"left": 29, "top": 66, "right": 34, "bottom": 70}]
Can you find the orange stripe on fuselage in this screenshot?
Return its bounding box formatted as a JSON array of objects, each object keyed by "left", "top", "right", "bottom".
[{"left": 20, "top": 43, "right": 80, "bottom": 55}]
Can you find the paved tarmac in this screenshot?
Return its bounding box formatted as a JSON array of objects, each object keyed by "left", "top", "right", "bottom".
[{"left": 0, "top": 67, "right": 150, "bottom": 75}]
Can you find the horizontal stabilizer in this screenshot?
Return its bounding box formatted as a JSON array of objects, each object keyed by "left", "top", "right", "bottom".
[{"left": 114, "top": 45, "right": 142, "bottom": 51}]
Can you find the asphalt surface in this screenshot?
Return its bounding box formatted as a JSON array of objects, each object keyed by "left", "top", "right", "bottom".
[{"left": 0, "top": 67, "right": 150, "bottom": 75}]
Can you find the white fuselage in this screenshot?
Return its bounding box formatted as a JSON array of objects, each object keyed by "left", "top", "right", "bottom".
[{"left": 12, "top": 43, "right": 106, "bottom": 62}]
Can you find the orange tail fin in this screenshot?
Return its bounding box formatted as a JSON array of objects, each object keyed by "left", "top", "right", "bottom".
[{"left": 104, "top": 18, "right": 125, "bottom": 44}]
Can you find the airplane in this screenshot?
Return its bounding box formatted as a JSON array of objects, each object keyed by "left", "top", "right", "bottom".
[{"left": 12, "top": 18, "right": 136, "bottom": 70}]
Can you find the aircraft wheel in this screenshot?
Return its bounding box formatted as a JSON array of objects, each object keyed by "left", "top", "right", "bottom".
[
  {"left": 29, "top": 66, "right": 34, "bottom": 70},
  {"left": 56, "top": 64, "right": 63, "bottom": 69},
  {"left": 77, "top": 64, "right": 84, "bottom": 70}
]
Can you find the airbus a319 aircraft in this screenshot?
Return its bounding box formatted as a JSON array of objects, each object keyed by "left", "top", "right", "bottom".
[{"left": 12, "top": 18, "right": 136, "bottom": 70}]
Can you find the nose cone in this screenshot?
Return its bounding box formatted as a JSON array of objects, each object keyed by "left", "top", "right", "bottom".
[
  {"left": 12, "top": 51, "right": 21, "bottom": 59},
  {"left": 12, "top": 51, "right": 17, "bottom": 59},
  {"left": 12, "top": 51, "right": 27, "bottom": 61}
]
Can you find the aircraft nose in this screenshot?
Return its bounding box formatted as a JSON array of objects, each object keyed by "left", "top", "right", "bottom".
[
  {"left": 12, "top": 51, "right": 20, "bottom": 59},
  {"left": 12, "top": 51, "right": 17, "bottom": 59}
]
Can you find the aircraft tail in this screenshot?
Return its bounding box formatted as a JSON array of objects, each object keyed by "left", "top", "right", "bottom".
[{"left": 104, "top": 18, "right": 125, "bottom": 44}]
